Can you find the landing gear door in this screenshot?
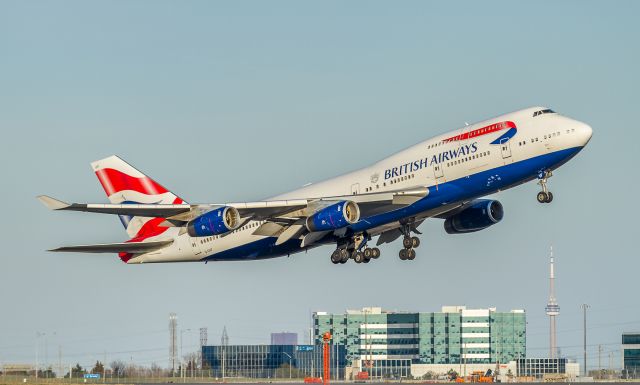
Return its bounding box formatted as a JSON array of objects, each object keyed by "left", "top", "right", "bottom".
[{"left": 500, "top": 138, "right": 512, "bottom": 160}]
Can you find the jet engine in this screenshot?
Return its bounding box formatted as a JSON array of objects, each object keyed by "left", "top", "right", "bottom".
[
  {"left": 306, "top": 201, "right": 360, "bottom": 232},
  {"left": 187, "top": 206, "right": 241, "bottom": 237},
  {"left": 444, "top": 199, "right": 504, "bottom": 234}
]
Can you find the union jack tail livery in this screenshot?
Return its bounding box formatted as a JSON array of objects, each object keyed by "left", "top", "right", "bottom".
[{"left": 90, "top": 155, "right": 186, "bottom": 238}]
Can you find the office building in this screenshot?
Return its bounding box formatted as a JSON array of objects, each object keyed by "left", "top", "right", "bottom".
[
  {"left": 623, "top": 333, "right": 640, "bottom": 378},
  {"left": 313, "top": 305, "right": 525, "bottom": 375}
]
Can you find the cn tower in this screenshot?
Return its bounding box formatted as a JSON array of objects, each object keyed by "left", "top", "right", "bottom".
[{"left": 545, "top": 246, "right": 560, "bottom": 359}]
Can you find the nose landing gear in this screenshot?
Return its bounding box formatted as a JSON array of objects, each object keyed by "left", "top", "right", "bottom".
[{"left": 537, "top": 170, "right": 554, "bottom": 203}]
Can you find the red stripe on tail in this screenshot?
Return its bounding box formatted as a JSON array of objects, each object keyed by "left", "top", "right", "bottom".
[{"left": 95, "top": 168, "right": 169, "bottom": 197}]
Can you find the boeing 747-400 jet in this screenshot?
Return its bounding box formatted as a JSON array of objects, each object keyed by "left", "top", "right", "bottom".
[{"left": 39, "top": 107, "right": 592, "bottom": 264}]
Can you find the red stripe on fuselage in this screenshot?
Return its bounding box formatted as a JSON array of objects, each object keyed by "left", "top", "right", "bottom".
[
  {"left": 95, "top": 168, "right": 169, "bottom": 197},
  {"left": 443, "top": 121, "right": 516, "bottom": 143}
]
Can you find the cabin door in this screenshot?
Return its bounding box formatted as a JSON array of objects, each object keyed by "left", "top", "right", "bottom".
[
  {"left": 500, "top": 138, "right": 512, "bottom": 159},
  {"left": 433, "top": 163, "right": 444, "bottom": 180}
]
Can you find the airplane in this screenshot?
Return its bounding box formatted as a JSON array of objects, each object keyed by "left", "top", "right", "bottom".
[{"left": 39, "top": 106, "right": 592, "bottom": 264}]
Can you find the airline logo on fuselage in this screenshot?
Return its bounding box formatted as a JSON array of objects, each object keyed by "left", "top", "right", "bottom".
[
  {"left": 385, "top": 142, "right": 478, "bottom": 180},
  {"left": 383, "top": 120, "right": 517, "bottom": 180}
]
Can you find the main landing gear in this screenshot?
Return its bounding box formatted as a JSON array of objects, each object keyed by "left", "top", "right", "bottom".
[
  {"left": 398, "top": 224, "right": 420, "bottom": 261},
  {"left": 330, "top": 233, "right": 381, "bottom": 265},
  {"left": 536, "top": 170, "right": 554, "bottom": 203},
  {"left": 330, "top": 247, "right": 381, "bottom": 264}
]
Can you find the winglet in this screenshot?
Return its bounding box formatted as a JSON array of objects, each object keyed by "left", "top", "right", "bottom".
[{"left": 37, "top": 195, "right": 71, "bottom": 210}]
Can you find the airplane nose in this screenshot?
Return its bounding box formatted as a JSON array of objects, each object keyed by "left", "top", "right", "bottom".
[{"left": 577, "top": 121, "right": 593, "bottom": 146}]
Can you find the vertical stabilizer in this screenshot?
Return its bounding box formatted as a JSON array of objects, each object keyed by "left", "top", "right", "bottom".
[{"left": 90, "top": 155, "right": 187, "bottom": 240}]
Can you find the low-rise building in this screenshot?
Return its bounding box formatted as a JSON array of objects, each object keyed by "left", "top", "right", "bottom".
[{"left": 201, "top": 344, "right": 346, "bottom": 379}]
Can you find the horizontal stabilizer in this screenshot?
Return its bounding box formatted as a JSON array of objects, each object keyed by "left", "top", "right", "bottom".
[
  {"left": 37, "top": 195, "right": 191, "bottom": 217},
  {"left": 49, "top": 240, "right": 173, "bottom": 253},
  {"left": 37, "top": 195, "right": 71, "bottom": 210}
]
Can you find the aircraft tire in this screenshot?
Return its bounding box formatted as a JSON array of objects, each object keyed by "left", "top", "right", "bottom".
[
  {"left": 354, "top": 252, "right": 364, "bottom": 263},
  {"left": 331, "top": 250, "right": 341, "bottom": 264},
  {"left": 546, "top": 192, "right": 554, "bottom": 203},
  {"left": 411, "top": 236, "right": 420, "bottom": 248},
  {"left": 340, "top": 249, "right": 350, "bottom": 262},
  {"left": 372, "top": 248, "right": 381, "bottom": 259},
  {"left": 407, "top": 249, "right": 416, "bottom": 260},
  {"left": 399, "top": 249, "right": 408, "bottom": 260},
  {"left": 402, "top": 236, "right": 413, "bottom": 249},
  {"left": 363, "top": 248, "right": 373, "bottom": 259},
  {"left": 363, "top": 257, "right": 370, "bottom": 263},
  {"left": 537, "top": 191, "right": 549, "bottom": 203}
]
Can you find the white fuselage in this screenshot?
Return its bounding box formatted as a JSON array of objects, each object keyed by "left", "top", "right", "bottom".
[{"left": 128, "top": 107, "right": 592, "bottom": 263}]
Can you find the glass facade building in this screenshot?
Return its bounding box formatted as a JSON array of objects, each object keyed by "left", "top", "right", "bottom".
[
  {"left": 314, "top": 306, "right": 525, "bottom": 369},
  {"left": 623, "top": 333, "right": 640, "bottom": 378},
  {"left": 201, "top": 344, "right": 346, "bottom": 379}
]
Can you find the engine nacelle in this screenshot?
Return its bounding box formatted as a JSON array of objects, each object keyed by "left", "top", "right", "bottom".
[
  {"left": 306, "top": 201, "right": 360, "bottom": 232},
  {"left": 187, "top": 206, "right": 241, "bottom": 237},
  {"left": 444, "top": 199, "right": 504, "bottom": 234}
]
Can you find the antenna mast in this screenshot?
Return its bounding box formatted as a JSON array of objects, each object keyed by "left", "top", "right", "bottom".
[{"left": 545, "top": 246, "right": 560, "bottom": 358}]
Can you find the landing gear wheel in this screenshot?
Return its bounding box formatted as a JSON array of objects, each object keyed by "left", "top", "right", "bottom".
[
  {"left": 407, "top": 248, "right": 416, "bottom": 260},
  {"left": 537, "top": 191, "right": 549, "bottom": 203},
  {"left": 411, "top": 236, "right": 420, "bottom": 248},
  {"left": 371, "top": 248, "right": 381, "bottom": 259},
  {"left": 363, "top": 257, "right": 370, "bottom": 263},
  {"left": 399, "top": 249, "right": 408, "bottom": 260},
  {"left": 402, "top": 236, "right": 413, "bottom": 249},
  {"left": 546, "top": 192, "right": 554, "bottom": 203},
  {"left": 363, "top": 248, "right": 373, "bottom": 259},
  {"left": 331, "top": 250, "right": 341, "bottom": 264},
  {"left": 353, "top": 252, "right": 365, "bottom": 264},
  {"left": 340, "top": 249, "right": 350, "bottom": 263}
]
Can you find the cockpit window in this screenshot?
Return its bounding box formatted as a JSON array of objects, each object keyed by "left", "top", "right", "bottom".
[{"left": 533, "top": 109, "right": 555, "bottom": 117}]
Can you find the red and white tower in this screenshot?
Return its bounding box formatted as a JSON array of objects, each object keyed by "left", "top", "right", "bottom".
[{"left": 545, "top": 246, "right": 560, "bottom": 358}]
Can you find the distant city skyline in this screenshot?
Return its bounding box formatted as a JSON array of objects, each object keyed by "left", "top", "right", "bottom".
[{"left": 1, "top": 0, "right": 638, "bottom": 374}]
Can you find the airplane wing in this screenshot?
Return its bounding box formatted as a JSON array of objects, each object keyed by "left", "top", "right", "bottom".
[
  {"left": 38, "top": 187, "right": 429, "bottom": 248},
  {"left": 37, "top": 187, "right": 428, "bottom": 220},
  {"left": 49, "top": 240, "right": 173, "bottom": 253}
]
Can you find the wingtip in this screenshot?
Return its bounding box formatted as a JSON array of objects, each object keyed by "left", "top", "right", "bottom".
[{"left": 37, "top": 195, "right": 70, "bottom": 210}]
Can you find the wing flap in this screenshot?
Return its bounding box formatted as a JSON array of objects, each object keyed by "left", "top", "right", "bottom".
[{"left": 49, "top": 240, "right": 173, "bottom": 253}]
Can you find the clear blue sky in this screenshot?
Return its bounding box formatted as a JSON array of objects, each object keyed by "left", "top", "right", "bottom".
[{"left": 1, "top": 0, "right": 638, "bottom": 372}]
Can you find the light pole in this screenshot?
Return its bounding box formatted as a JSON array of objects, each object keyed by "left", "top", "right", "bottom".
[
  {"left": 581, "top": 304, "right": 590, "bottom": 377},
  {"left": 282, "top": 352, "right": 292, "bottom": 379},
  {"left": 180, "top": 328, "right": 191, "bottom": 381},
  {"left": 35, "top": 332, "right": 46, "bottom": 380}
]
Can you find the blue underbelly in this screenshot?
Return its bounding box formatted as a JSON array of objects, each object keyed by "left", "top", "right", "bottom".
[{"left": 203, "top": 146, "right": 582, "bottom": 262}]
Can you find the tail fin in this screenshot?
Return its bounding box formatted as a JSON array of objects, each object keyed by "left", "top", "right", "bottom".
[{"left": 90, "top": 155, "right": 187, "bottom": 239}]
